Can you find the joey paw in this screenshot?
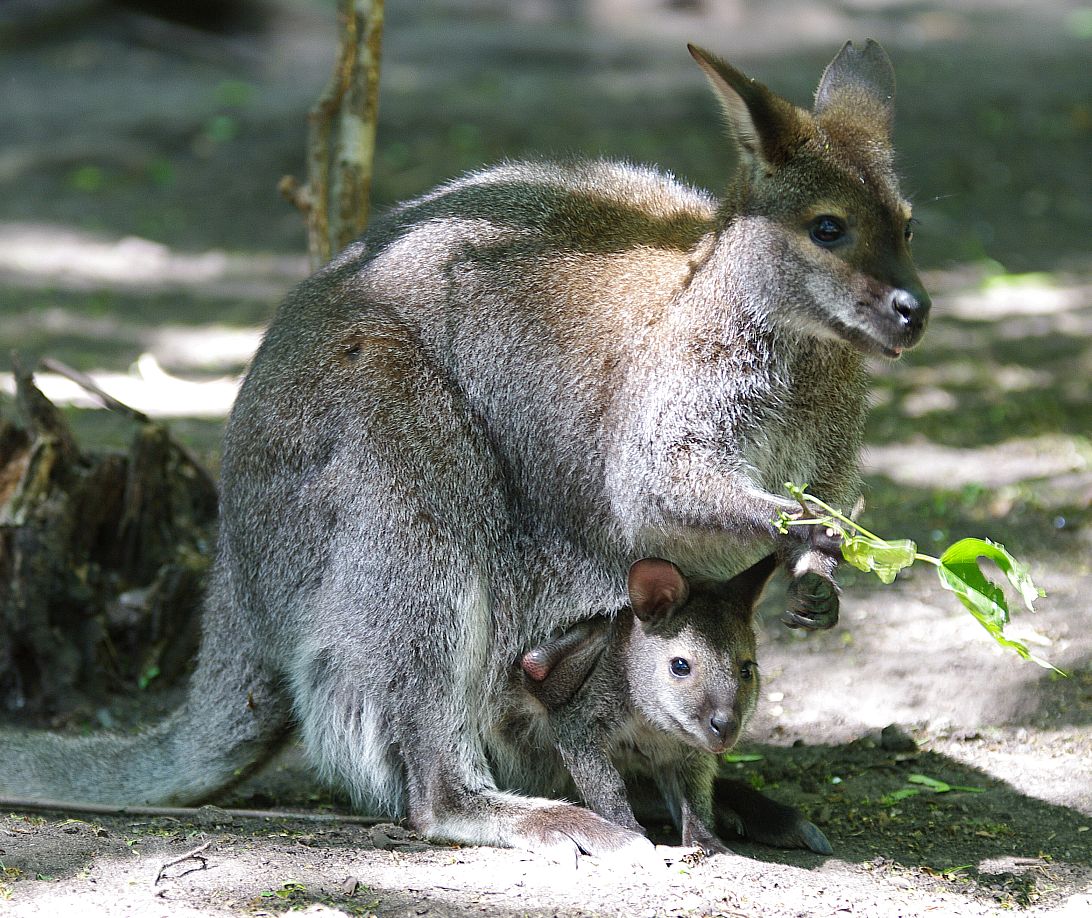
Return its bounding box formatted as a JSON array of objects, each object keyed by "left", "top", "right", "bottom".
[
  {"left": 781, "top": 572, "right": 839, "bottom": 630},
  {"left": 682, "top": 822, "right": 734, "bottom": 857}
]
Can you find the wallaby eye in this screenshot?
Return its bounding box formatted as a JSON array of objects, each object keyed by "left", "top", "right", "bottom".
[
  {"left": 809, "top": 215, "right": 847, "bottom": 247},
  {"left": 669, "top": 658, "right": 691, "bottom": 678},
  {"left": 739, "top": 661, "right": 757, "bottom": 681}
]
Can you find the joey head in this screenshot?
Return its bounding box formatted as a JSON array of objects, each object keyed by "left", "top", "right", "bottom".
[{"left": 2, "top": 40, "right": 925, "bottom": 862}]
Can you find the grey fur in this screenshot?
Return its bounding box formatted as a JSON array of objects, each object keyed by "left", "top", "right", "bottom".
[{"left": 1, "top": 41, "right": 927, "bottom": 861}]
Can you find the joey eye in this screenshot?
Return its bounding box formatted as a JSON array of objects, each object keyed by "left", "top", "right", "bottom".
[
  {"left": 809, "top": 215, "right": 847, "bottom": 247},
  {"left": 669, "top": 658, "right": 691, "bottom": 678},
  {"left": 739, "top": 661, "right": 757, "bottom": 681}
]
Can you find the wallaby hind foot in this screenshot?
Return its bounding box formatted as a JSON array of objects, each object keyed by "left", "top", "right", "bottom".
[
  {"left": 511, "top": 800, "right": 659, "bottom": 867},
  {"left": 715, "top": 777, "right": 833, "bottom": 855},
  {"left": 408, "top": 773, "right": 656, "bottom": 867}
]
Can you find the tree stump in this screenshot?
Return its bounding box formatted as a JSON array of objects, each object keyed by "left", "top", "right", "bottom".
[{"left": 0, "top": 357, "right": 217, "bottom": 725}]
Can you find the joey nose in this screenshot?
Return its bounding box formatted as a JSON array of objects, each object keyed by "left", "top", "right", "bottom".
[{"left": 709, "top": 711, "right": 737, "bottom": 740}]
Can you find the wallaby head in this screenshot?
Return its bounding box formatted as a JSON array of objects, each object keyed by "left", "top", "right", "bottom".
[
  {"left": 624, "top": 554, "right": 777, "bottom": 755},
  {"left": 689, "top": 40, "right": 930, "bottom": 359}
]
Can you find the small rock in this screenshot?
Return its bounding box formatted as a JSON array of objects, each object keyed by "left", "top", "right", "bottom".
[
  {"left": 858, "top": 730, "right": 882, "bottom": 749},
  {"left": 880, "top": 724, "right": 918, "bottom": 753}
]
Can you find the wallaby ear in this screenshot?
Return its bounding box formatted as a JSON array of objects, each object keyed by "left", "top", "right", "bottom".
[
  {"left": 813, "top": 39, "right": 895, "bottom": 134},
  {"left": 628, "top": 558, "right": 690, "bottom": 625},
  {"left": 725, "top": 554, "right": 779, "bottom": 612},
  {"left": 688, "top": 43, "right": 805, "bottom": 170}
]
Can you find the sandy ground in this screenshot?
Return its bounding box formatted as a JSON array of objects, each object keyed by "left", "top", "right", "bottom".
[{"left": 1, "top": 0, "right": 1090, "bottom": 915}]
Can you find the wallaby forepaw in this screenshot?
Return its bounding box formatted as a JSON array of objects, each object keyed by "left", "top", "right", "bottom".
[{"left": 782, "top": 572, "right": 839, "bottom": 630}]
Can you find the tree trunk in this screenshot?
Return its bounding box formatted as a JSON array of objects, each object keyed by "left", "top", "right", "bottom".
[
  {"left": 279, "top": 0, "right": 386, "bottom": 269},
  {"left": 0, "top": 359, "right": 217, "bottom": 725}
]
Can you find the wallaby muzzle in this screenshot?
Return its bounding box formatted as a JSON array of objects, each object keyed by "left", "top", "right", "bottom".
[{"left": 882, "top": 282, "right": 931, "bottom": 356}]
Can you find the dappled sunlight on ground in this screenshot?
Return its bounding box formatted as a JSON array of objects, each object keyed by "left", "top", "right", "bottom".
[
  {"left": 0, "top": 353, "right": 242, "bottom": 419},
  {"left": 0, "top": 222, "right": 307, "bottom": 298},
  {"left": 863, "top": 436, "right": 1090, "bottom": 490}
]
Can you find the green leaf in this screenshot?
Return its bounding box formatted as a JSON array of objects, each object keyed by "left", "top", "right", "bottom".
[
  {"left": 936, "top": 538, "right": 1060, "bottom": 671},
  {"left": 940, "top": 538, "right": 1042, "bottom": 613},
  {"left": 722, "top": 753, "right": 764, "bottom": 763},
  {"left": 879, "top": 787, "right": 921, "bottom": 806},
  {"left": 908, "top": 773, "right": 952, "bottom": 792},
  {"left": 785, "top": 482, "right": 809, "bottom": 504},
  {"left": 908, "top": 773, "right": 984, "bottom": 794},
  {"left": 841, "top": 534, "right": 917, "bottom": 584}
]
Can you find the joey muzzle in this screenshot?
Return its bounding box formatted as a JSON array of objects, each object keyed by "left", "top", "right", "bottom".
[{"left": 703, "top": 708, "right": 740, "bottom": 754}]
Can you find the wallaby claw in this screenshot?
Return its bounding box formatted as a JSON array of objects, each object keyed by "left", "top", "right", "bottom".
[{"left": 782, "top": 572, "right": 839, "bottom": 630}]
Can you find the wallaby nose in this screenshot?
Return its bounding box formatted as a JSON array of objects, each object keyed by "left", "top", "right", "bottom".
[{"left": 889, "top": 287, "right": 931, "bottom": 334}]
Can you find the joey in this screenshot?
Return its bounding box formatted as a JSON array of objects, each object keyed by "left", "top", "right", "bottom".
[{"left": 514, "top": 555, "right": 829, "bottom": 857}]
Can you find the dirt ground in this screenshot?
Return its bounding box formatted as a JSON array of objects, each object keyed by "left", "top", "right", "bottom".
[{"left": 1, "top": 0, "right": 1090, "bottom": 916}]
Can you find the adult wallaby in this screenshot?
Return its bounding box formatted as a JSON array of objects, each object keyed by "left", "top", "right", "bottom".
[
  {"left": 506, "top": 554, "right": 831, "bottom": 860},
  {"left": 2, "top": 41, "right": 928, "bottom": 862}
]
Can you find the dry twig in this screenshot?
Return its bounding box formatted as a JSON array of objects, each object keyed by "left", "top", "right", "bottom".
[{"left": 155, "top": 840, "right": 212, "bottom": 885}]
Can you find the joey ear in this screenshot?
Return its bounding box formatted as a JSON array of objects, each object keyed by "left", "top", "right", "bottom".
[
  {"left": 814, "top": 39, "right": 896, "bottom": 134},
  {"left": 688, "top": 43, "right": 804, "bottom": 170},
  {"left": 725, "top": 554, "right": 779, "bottom": 612},
  {"left": 628, "top": 558, "right": 689, "bottom": 625}
]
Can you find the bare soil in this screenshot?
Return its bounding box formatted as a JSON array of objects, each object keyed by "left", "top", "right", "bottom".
[{"left": 1, "top": 1, "right": 1090, "bottom": 915}]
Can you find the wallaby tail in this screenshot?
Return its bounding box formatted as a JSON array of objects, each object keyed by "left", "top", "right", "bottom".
[{"left": 0, "top": 575, "right": 290, "bottom": 806}]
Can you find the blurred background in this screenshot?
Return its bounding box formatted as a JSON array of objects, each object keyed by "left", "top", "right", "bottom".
[{"left": 0, "top": 0, "right": 1089, "bottom": 727}]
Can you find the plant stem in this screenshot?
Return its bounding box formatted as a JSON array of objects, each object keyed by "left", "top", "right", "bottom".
[
  {"left": 914, "top": 553, "right": 941, "bottom": 566},
  {"left": 797, "top": 494, "right": 885, "bottom": 542}
]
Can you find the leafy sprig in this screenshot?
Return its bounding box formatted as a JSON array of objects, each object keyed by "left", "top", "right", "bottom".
[{"left": 775, "top": 483, "right": 1063, "bottom": 673}]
